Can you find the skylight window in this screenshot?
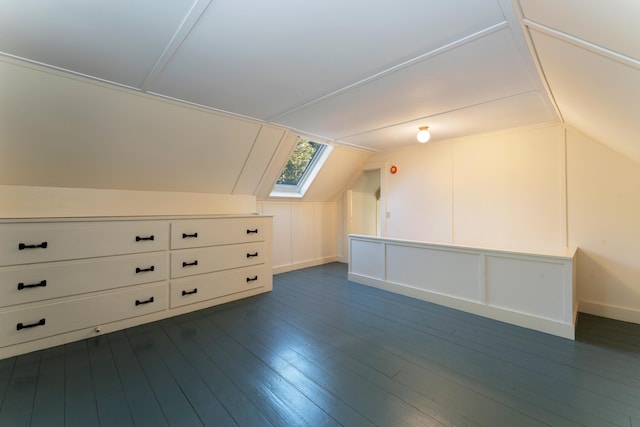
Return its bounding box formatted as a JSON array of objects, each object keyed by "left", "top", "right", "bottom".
[{"left": 270, "top": 138, "right": 332, "bottom": 198}]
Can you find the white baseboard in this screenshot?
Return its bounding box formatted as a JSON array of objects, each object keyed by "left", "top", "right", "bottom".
[
  {"left": 273, "top": 256, "right": 338, "bottom": 275},
  {"left": 578, "top": 300, "right": 640, "bottom": 325},
  {"left": 348, "top": 272, "right": 575, "bottom": 340}
]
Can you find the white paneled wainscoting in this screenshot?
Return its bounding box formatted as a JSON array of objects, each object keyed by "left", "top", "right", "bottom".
[
  {"left": 348, "top": 235, "right": 577, "bottom": 339},
  {"left": 258, "top": 201, "right": 338, "bottom": 274}
]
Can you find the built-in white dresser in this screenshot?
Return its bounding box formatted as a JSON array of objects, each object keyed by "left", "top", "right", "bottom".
[
  {"left": 349, "top": 234, "right": 577, "bottom": 339},
  {"left": 0, "top": 215, "right": 272, "bottom": 359}
]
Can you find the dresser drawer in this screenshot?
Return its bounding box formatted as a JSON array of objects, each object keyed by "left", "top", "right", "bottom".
[
  {"left": 0, "top": 221, "right": 169, "bottom": 266},
  {"left": 0, "top": 282, "right": 167, "bottom": 347},
  {"left": 170, "top": 265, "right": 269, "bottom": 308},
  {"left": 171, "top": 242, "right": 265, "bottom": 279},
  {"left": 170, "top": 217, "right": 268, "bottom": 249},
  {"left": 0, "top": 252, "right": 168, "bottom": 307}
]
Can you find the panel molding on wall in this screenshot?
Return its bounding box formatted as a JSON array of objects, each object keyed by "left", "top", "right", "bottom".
[
  {"left": 363, "top": 124, "right": 566, "bottom": 253},
  {"left": 349, "top": 234, "right": 577, "bottom": 339},
  {"left": 359, "top": 123, "right": 640, "bottom": 326},
  {"left": 258, "top": 201, "right": 338, "bottom": 274}
]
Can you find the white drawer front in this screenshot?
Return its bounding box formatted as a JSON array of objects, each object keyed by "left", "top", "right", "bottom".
[
  {"left": 0, "top": 282, "right": 167, "bottom": 347},
  {"left": 170, "top": 217, "right": 268, "bottom": 249},
  {"left": 170, "top": 265, "right": 269, "bottom": 308},
  {"left": 0, "top": 252, "right": 168, "bottom": 307},
  {"left": 0, "top": 221, "right": 169, "bottom": 266},
  {"left": 171, "top": 242, "right": 265, "bottom": 279}
]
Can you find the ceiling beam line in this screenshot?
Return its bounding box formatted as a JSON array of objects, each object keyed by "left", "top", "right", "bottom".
[
  {"left": 275, "top": 127, "right": 380, "bottom": 153},
  {"left": 522, "top": 18, "right": 640, "bottom": 71},
  {"left": 506, "top": 0, "right": 563, "bottom": 123},
  {"left": 498, "top": 0, "right": 561, "bottom": 122},
  {"left": 336, "top": 89, "right": 543, "bottom": 140},
  {"left": 266, "top": 21, "right": 510, "bottom": 123},
  {"left": 140, "top": 0, "right": 213, "bottom": 92}
]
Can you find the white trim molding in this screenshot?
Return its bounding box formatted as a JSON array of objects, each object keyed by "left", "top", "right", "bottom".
[{"left": 578, "top": 300, "right": 640, "bottom": 325}]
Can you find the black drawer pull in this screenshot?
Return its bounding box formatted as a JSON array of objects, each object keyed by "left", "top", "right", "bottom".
[
  {"left": 246, "top": 252, "right": 259, "bottom": 258},
  {"left": 182, "top": 260, "right": 198, "bottom": 267},
  {"left": 246, "top": 229, "right": 259, "bottom": 234},
  {"left": 17, "top": 318, "right": 46, "bottom": 330},
  {"left": 135, "top": 266, "right": 155, "bottom": 274},
  {"left": 17, "top": 280, "right": 47, "bottom": 290},
  {"left": 182, "top": 232, "right": 198, "bottom": 239},
  {"left": 135, "top": 297, "right": 154, "bottom": 306},
  {"left": 135, "top": 235, "right": 155, "bottom": 242},
  {"left": 18, "top": 242, "right": 48, "bottom": 250},
  {"left": 182, "top": 288, "right": 198, "bottom": 296},
  {"left": 246, "top": 276, "right": 258, "bottom": 282}
]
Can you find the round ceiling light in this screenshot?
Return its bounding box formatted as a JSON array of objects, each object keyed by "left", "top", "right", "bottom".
[{"left": 417, "top": 126, "right": 431, "bottom": 143}]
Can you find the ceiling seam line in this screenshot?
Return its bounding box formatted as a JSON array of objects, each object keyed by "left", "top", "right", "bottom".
[
  {"left": 279, "top": 128, "right": 380, "bottom": 153},
  {"left": 0, "top": 52, "right": 141, "bottom": 92},
  {"left": 252, "top": 130, "right": 290, "bottom": 197},
  {"left": 140, "top": 0, "right": 213, "bottom": 92},
  {"left": 519, "top": 25, "right": 564, "bottom": 123},
  {"left": 0, "top": 53, "right": 270, "bottom": 125},
  {"left": 266, "top": 21, "right": 509, "bottom": 122},
  {"left": 336, "top": 89, "right": 541, "bottom": 140},
  {"left": 496, "top": 0, "right": 560, "bottom": 121},
  {"left": 523, "top": 18, "right": 640, "bottom": 71},
  {"left": 146, "top": 91, "right": 272, "bottom": 123},
  {"left": 231, "top": 126, "right": 262, "bottom": 195}
]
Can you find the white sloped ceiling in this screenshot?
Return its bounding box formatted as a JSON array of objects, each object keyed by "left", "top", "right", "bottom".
[
  {"left": 0, "top": 0, "right": 558, "bottom": 152},
  {"left": 516, "top": 0, "right": 640, "bottom": 164},
  {"left": 0, "top": 59, "right": 287, "bottom": 194},
  {"left": 1, "top": 0, "right": 637, "bottom": 198}
]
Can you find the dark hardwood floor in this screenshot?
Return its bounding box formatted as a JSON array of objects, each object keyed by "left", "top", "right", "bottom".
[{"left": 1, "top": 262, "right": 639, "bottom": 426}]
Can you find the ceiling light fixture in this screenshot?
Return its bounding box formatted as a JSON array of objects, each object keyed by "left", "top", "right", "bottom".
[{"left": 417, "top": 126, "right": 431, "bottom": 143}]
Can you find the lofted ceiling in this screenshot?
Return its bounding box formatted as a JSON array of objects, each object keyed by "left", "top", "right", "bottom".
[
  {"left": 516, "top": 0, "right": 640, "bottom": 164},
  {"left": 0, "top": 0, "right": 637, "bottom": 158}
]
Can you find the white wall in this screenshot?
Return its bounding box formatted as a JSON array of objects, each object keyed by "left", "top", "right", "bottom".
[
  {"left": 349, "top": 191, "right": 378, "bottom": 236},
  {"left": 0, "top": 185, "right": 256, "bottom": 218},
  {"left": 452, "top": 126, "right": 566, "bottom": 252},
  {"left": 358, "top": 124, "right": 640, "bottom": 324},
  {"left": 566, "top": 127, "right": 640, "bottom": 323},
  {"left": 258, "top": 201, "right": 338, "bottom": 274},
  {"left": 365, "top": 125, "right": 566, "bottom": 252}
]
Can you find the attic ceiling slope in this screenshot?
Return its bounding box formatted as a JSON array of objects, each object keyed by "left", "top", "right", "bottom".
[
  {"left": 517, "top": 0, "right": 640, "bottom": 164},
  {"left": 0, "top": 58, "right": 278, "bottom": 194},
  {"left": 0, "top": 0, "right": 559, "bottom": 151},
  {"left": 0, "top": 0, "right": 198, "bottom": 88}
]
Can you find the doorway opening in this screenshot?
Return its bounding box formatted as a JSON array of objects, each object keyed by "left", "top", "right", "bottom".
[{"left": 349, "top": 169, "right": 381, "bottom": 237}]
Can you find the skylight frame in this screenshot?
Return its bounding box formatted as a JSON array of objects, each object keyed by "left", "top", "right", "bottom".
[{"left": 270, "top": 139, "right": 333, "bottom": 198}]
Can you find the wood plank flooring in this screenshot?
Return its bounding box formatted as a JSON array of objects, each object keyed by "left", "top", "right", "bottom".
[{"left": 1, "top": 262, "right": 639, "bottom": 426}]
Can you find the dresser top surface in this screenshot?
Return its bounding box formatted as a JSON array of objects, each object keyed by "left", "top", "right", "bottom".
[{"left": 0, "top": 214, "right": 273, "bottom": 224}]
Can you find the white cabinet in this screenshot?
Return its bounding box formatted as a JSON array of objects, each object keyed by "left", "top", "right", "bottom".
[
  {"left": 0, "top": 215, "right": 272, "bottom": 359},
  {"left": 0, "top": 221, "right": 168, "bottom": 265},
  {"left": 0, "top": 252, "right": 168, "bottom": 307},
  {"left": 0, "top": 282, "right": 168, "bottom": 347},
  {"left": 170, "top": 218, "right": 268, "bottom": 249},
  {"left": 170, "top": 265, "right": 270, "bottom": 309},
  {"left": 349, "top": 234, "right": 577, "bottom": 339},
  {"left": 169, "top": 216, "right": 272, "bottom": 308},
  {"left": 170, "top": 242, "right": 265, "bottom": 278}
]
